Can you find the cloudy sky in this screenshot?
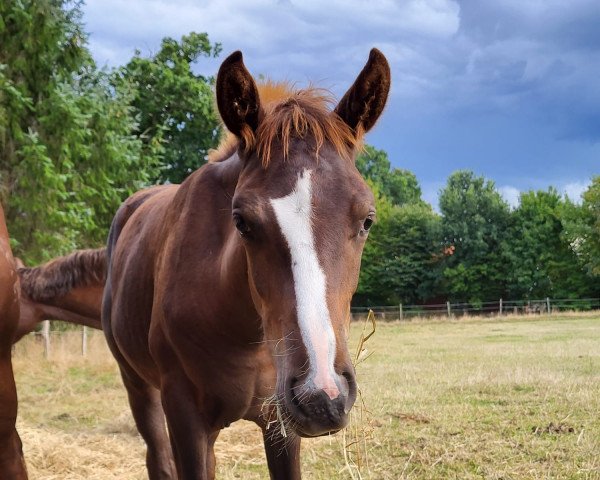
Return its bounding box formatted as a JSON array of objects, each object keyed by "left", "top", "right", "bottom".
[{"left": 83, "top": 0, "right": 599, "bottom": 208}]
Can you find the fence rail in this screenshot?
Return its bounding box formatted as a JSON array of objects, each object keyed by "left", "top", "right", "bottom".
[
  {"left": 33, "top": 321, "right": 90, "bottom": 358},
  {"left": 29, "top": 297, "right": 600, "bottom": 357},
  {"left": 351, "top": 297, "right": 600, "bottom": 321}
]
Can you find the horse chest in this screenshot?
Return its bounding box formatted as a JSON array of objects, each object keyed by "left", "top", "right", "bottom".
[{"left": 154, "top": 317, "right": 275, "bottom": 403}]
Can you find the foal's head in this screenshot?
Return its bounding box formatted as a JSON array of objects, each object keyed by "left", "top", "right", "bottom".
[{"left": 216, "top": 50, "right": 390, "bottom": 437}]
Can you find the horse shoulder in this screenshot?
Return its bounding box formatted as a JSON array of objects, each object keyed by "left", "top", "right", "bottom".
[{"left": 155, "top": 163, "right": 239, "bottom": 301}]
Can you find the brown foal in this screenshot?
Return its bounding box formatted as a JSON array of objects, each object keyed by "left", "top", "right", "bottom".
[{"left": 103, "top": 49, "right": 390, "bottom": 479}]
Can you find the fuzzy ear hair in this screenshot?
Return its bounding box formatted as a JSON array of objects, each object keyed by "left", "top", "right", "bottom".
[
  {"left": 216, "top": 51, "right": 261, "bottom": 137},
  {"left": 335, "top": 48, "right": 391, "bottom": 134}
]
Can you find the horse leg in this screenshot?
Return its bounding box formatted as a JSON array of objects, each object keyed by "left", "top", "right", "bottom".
[
  {"left": 161, "top": 371, "right": 214, "bottom": 479},
  {"left": 262, "top": 427, "right": 301, "bottom": 480},
  {"left": 120, "top": 367, "right": 176, "bottom": 479},
  {"left": 103, "top": 278, "right": 175, "bottom": 478},
  {"left": 0, "top": 352, "right": 28, "bottom": 479},
  {"left": 206, "top": 431, "right": 219, "bottom": 479}
]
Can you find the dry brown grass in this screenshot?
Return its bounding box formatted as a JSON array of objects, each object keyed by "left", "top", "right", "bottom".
[{"left": 12, "top": 313, "right": 600, "bottom": 479}]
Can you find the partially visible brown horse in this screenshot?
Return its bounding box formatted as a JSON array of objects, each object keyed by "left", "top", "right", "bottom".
[
  {"left": 14, "top": 248, "right": 105, "bottom": 342},
  {"left": 0, "top": 203, "right": 28, "bottom": 478},
  {"left": 103, "top": 49, "right": 390, "bottom": 479}
]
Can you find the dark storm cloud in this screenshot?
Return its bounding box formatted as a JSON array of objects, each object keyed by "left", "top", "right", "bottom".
[{"left": 447, "top": 0, "right": 600, "bottom": 141}]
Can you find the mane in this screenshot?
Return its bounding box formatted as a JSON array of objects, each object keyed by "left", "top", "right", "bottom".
[
  {"left": 18, "top": 248, "right": 107, "bottom": 302},
  {"left": 208, "top": 81, "right": 362, "bottom": 167}
]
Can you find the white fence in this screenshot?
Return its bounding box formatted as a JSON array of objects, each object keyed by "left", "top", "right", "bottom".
[
  {"left": 351, "top": 297, "right": 600, "bottom": 321},
  {"left": 30, "top": 297, "right": 600, "bottom": 357}
]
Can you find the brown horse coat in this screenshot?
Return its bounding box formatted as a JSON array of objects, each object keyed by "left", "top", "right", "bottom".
[
  {"left": 103, "top": 49, "right": 390, "bottom": 479},
  {"left": 0, "top": 204, "right": 28, "bottom": 478},
  {"left": 14, "top": 249, "right": 106, "bottom": 342}
]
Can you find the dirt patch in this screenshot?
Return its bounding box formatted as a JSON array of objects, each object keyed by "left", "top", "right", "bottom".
[
  {"left": 390, "top": 412, "right": 432, "bottom": 424},
  {"left": 532, "top": 422, "right": 575, "bottom": 435}
]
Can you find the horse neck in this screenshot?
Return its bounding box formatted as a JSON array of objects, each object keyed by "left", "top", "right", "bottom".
[
  {"left": 25, "top": 283, "right": 103, "bottom": 332},
  {"left": 0, "top": 204, "right": 19, "bottom": 344},
  {"left": 0, "top": 204, "right": 11, "bottom": 253},
  {"left": 0, "top": 204, "right": 9, "bottom": 238},
  {"left": 46, "top": 284, "right": 103, "bottom": 323},
  {"left": 15, "top": 282, "right": 103, "bottom": 341},
  {"left": 38, "top": 303, "right": 101, "bottom": 330},
  {"left": 189, "top": 157, "right": 262, "bottom": 342}
]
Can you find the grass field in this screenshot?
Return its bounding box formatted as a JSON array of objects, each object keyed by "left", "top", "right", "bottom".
[{"left": 12, "top": 313, "right": 600, "bottom": 479}]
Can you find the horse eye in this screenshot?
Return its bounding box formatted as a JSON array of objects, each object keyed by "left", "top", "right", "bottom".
[
  {"left": 233, "top": 213, "right": 250, "bottom": 236},
  {"left": 362, "top": 216, "right": 374, "bottom": 232}
]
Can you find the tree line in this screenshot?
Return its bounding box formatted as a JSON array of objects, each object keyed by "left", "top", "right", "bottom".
[
  {"left": 355, "top": 146, "right": 600, "bottom": 306},
  {"left": 1, "top": 1, "right": 599, "bottom": 305}
]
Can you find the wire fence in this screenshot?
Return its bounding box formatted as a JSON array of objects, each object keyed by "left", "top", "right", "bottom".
[
  {"left": 35, "top": 322, "right": 91, "bottom": 358},
  {"left": 351, "top": 297, "right": 600, "bottom": 321},
  {"left": 28, "top": 297, "right": 600, "bottom": 357}
]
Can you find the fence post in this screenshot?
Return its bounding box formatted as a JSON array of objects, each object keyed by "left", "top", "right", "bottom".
[
  {"left": 447, "top": 301, "right": 451, "bottom": 317},
  {"left": 42, "top": 320, "right": 51, "bottom": 359},
  {"left": 82, "top": 326, "right": 88, "bottom": 356},
  {"left": 399, "top": 303, "right": 403, "bottom": 321},
  {"left": 546, "top": 297, "right": 551, "bottom": 314},
  {"left": 499, "top": 298, "right": 503, "bottom": 316}
]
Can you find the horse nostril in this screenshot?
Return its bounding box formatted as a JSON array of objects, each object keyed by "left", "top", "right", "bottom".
[
  {"left": 341, "top": 370, "right": 354, "bottom": 391},
  {"left": 341, "top": 370, "right": 357, "bottom": 413}
]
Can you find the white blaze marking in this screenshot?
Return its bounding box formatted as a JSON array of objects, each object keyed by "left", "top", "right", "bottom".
[{"left": 270, "top": 169, "right": 340, "bottom": 400}]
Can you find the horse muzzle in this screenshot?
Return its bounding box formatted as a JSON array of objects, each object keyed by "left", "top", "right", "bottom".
[{"left": 284, "top": 368, "right": 357, "bottom": 437}]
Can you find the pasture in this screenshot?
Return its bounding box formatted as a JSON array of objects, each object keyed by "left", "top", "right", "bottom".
[{"left": 13, "top": 313, "right": 600, "bottom": 479}]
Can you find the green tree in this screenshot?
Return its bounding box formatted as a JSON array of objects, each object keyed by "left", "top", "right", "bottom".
[
  {"left": 0, "top": 0, "right": 160, "bottom": 262},
  {"left": 355, "top": 175, "right": 443, "bottom": 306},
  {"left": 113, "top": 33, "right": 222, "bottom": 184},
  {"left": 356, "top": 202, "right": 442, "bottom": 305},
  {"left": 563, "top": 177, "right": 600, "bottom": 278},
  {"left": 439, "top": 170, "right": 510, "bottom": 304},
  {"left": 356, "top": 145, "right": 422, "bottom": 206},
  {"left": 504, "top": 189, "right": 596, "bottom": 299},
  {"left": 354, "top": 146, "right": 445, "bottom": 306}
]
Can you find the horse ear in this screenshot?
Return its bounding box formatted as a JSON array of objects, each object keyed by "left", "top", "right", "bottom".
[
  {"left": 335, "top": 48, "right": 391, "bottom": 134},
  {"left": 216, "top": 51, "right": 261, "bottom": 137}
]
